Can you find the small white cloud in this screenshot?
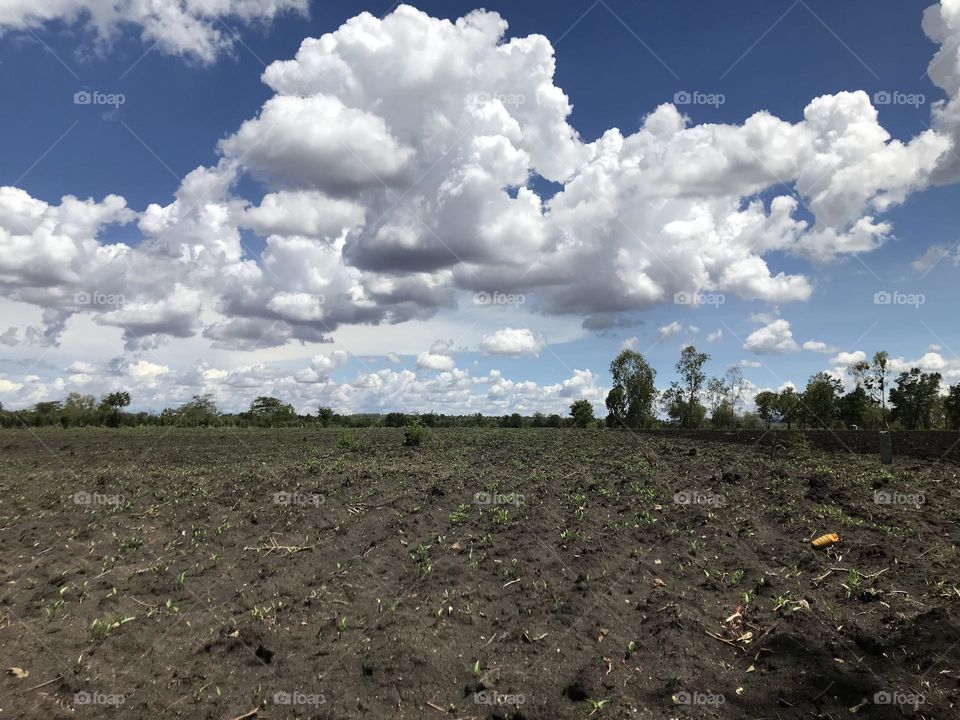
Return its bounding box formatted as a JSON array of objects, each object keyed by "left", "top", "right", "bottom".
[
  {"left": 802, "top": 340, "right": 839, "bottom": 353},
  {"left": 385, "top": 352, "right": 402, "bottom": 364},
  {"left": 706, "top": 329, "right": 723, "bottom": 343},
  {"left": 657, "top": 321, "right": 683, "bottom": 341},
  {"left": 743, "top": 319, "right": 799, "bottom": 355},
  {"left": 830, "top": 350, "right": 866, "bottom": 366},
  {"left": 126, "top": 360, "right": 170, "bottom": 379},
  {"left": 910, "top": 244, "right": 952, "bottom": 272},
  {"left": 479, "top": 328, "right": 545, "bottom": 357},
  {"left": 67, "top": 361, "right": 97, "bottom": 374},
  {"left": 740, "top": 359, "right": 762, "bottom": 368},
  {"left": 416, "top": 351, "right": 455, "bottom": 371}
]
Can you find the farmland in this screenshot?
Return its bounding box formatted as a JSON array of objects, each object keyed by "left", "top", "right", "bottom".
[{"left": 1, "top": 428, "right": 958, "bottom": 719}]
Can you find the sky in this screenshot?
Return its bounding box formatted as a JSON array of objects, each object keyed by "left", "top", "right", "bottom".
[{"left": 1, "top": 0, "right": 960, "bottom": 416}]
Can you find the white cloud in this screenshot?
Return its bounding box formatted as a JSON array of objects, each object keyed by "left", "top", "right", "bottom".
[
  {"left": 911, "top": 244, "right": 954, "bottom": 272},
  {"left": 706, "top": 329, "right": 723, "bottom": 342},
  {"left": 479, "top": 328, "right": 545, "bottom": 357},
  {"left": 743, "top": 319, "right": 799, "bottom": 355},
  {"left": 416, "top": 351, "right": 455, "bottom": 371},
  {"left": 830, "top": 350, "right": 866, "bottom": 366},
  {"left": 0, "top": 2, "right": 958, "bottom": 386},
  {"left": 0, "top": 0, "right": 307, "bottom": 62},
  {"left": 802, "top": 340, "right": 839, "bottom": 353},
  {"left": 740, "top": 359, "right": 762, "bottom": 368},
  {"left": 0, "top": 377, "right": 23, "bottom": 393},
  {"left": 657, "top": 321, "right": 683, "bottom": 340},
  {"left": 126, "top": 360, "right": 170, "bottom": 379}
]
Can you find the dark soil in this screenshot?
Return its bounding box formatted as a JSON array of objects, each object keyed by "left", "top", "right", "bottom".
[{"left": 1, "top": 428, "right": 958, "bottom": 719}]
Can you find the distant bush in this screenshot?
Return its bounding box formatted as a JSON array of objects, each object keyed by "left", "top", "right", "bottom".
[{"left": 403, "top": 423, "right": 428, "bottom": 446}]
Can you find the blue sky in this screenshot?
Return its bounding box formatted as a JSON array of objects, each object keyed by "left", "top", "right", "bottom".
[{"left": 0, "top": 0, "right": 958, "bottom": 414}]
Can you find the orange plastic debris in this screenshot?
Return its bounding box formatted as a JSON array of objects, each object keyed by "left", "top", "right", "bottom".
[{"left": 810, "top": 532, "right": 840, "bottom": 549}]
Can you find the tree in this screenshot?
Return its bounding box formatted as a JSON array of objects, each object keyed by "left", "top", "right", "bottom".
[
  {"left": 100, "top": 391, "right": 130, "bottom": 427},
  {"left": 248, "top": 396, "right": 296, "bottom": 425},
  {"left": 62, "top": 393, "right": 96, "bottom": 426},
  {"left": 675, "top": 346, "right": 710, "bottom": 428},
  {"left": 839, "top": 385, "right": 872, "bottom": 428},
  {"left": 754, "top": 390, "right": 780, "bottom": 428},
  {"left": 173, "top": 394, "right": 221, "bottom": 427},
  {"left": 776, "top": 387, "right": 800, "bottom": 429},
  {"left": 317, "top": 406, "right": 335, "bottom": 427},
  {"left": 706, "top": 368, "right": 743, "bottom": 429},
  {"left": 606, "top": 350, "right": 658, "bottom": 429},
  {"left": 944, "top": 385, "right": 960, "bottom": 430},
  {"left": 799, "top": 373, "right": 843, "bottom": 429},
  {"left": 889, "top": 368, "right": 942, "bottom": 430},
  {"left": 839, "top": 385, "right": 873, "bottom": 428},
  {"left": 569, "top": 399, "right": 596, "bottom": 428},
  {"left": 852, "top": 351, "right": 891, "bottom": 419}
]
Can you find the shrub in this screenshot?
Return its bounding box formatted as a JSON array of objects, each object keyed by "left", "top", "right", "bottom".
[{"left": 403, "top": 423, "right": 428, "bottom": 446}]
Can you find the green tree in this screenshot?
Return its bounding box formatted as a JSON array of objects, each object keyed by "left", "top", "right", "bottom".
[
  {"left": 706, "top": 368, "right": 743, "bottom": 429},
  {"left": 248, "top": 396, "right": 296, "bottom": 426},
  {"left": 569, "top": 399, "right": 596, "bottom": 428},
  {"left": 852, "top": 351, "right": 891, "bottom": 419},
  {"left": 317, "top": 406, "right": 335, "bottom": 427},
  {"left": 889, "top": 368, "right": 942, "bottom": 430},
  {"left": 605, "top": 350, "right": 658, "bottom": 429},
  {"left": 839, "top": 385, "right": 872, "bottom": 428},
  {"left": 944, "top": 385, "right": 960, "bottom": 430},
  {"left": 776, "top": 388, "right": 800, "bottom": 429},
  {"left": 100, "top": 391, "right": 130, "bottom": 427},
  {"left": 675, "top": 346, "right": 710, "bottom": 428},
  {"left": 174, "top": 394, "right": 221, "bottom": 427},
  {"left": 799, "top": 373, "right": 843, "bottom": 429},
  {"left": 754, "top": 390, "right": 780, "bottom": 428}
]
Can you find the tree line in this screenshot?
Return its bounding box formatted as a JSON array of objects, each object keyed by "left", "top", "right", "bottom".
[
  {"left": 0, "top": 392, "right": 574, "bottom": 429},
  {"left": 1, "top": 346, "right": 958, "bottom": 430},
  {"left": 578, "top": 347, "right": 960, "bottom": 431}
]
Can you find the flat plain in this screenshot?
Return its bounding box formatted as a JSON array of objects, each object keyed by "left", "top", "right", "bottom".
[{"left": 0, "top": 428, "right": 957, "bottom": 719}]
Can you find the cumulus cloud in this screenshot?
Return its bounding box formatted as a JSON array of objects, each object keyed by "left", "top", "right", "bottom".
[
  {"left": 911, "top": 244, "right": 955, "bottom": 272},
  {"left": 0, "top": 0, "right": 308, "bottom": 62},
  {"left": 743, "top": 319, "right": 799, "bottom": 355},
  {"left": 802, "top": 340, "right": 839, "bottom": 353},
  {"left": 657, "top": 321, "right": 683, "bottom": 340},
  {"left": 706, "top": 329, "right": 723, "bottom": 342},
  {"left": 830, "top": 350, "right": 867, "bottom": 366},
  {"left": 416, "top": 341, "right": 456, "bottom": 371},
  {"left": 0, "top": 2, "right": 958, "bottom": 380},
  {"left": 479, "top": 328, "right": 545, "bottom": 357}
]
